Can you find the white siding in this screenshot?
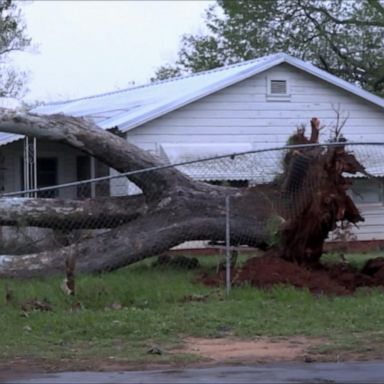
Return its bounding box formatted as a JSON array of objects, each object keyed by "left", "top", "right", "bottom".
[
  {"left": 128, "top": 64, "right": 384, "bottom": 147},
  {"left": 329, "top": 204, "right": 384, "bottom": 242},
  {"left": 109, "top": 169, "right": 142, "bottom": 197},
  {"left": 356, "top": 204, "right": 384, "bottom": 241},
  {"left": 109, "top": 143, "right": 155, "bottom": 197}
]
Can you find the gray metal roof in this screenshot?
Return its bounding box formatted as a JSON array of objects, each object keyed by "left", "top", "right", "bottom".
[
  {"left": 0, "top": 132, "right": 23, "bottom": 147},
  {"left": 33, "top": 53, "right": 384, "bottom": 133},
  {"left": 161, "top": 143, "right": 384, "bottom": 182},
  {"left": 159, "top": 143, "right": 280, "bottom": 181},
  {"left": 0, "top": 98, "right": 24, "bottom": 146}
]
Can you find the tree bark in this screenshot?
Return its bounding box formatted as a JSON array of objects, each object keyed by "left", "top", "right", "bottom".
[{"left": 0, "top": 195, "right": 146, "bottom": 229}]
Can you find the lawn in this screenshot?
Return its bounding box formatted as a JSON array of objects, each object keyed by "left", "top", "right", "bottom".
[{"left": 1, "top": 252, "right": 384, "bottom": 369}]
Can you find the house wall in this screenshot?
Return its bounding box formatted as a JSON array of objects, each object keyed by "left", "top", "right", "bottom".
[
  {"left": 345, "top": 179, "right": 384, "bottom": 242},
  {"left": 128, "top": 63, "right": 384, "bottom": 146},
  {"left": 0, "top": 140, "right": 85, "bottom": 199},
  {"left": 347, "top": 204, "right": 384, "bottom": 242},
  {"left": 119, "top": 63, "right": 384, "bottom": 241}
]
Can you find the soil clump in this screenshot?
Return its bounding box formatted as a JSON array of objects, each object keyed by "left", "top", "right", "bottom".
[{"left": 199, "top": 253, "right": 384, "bottom": 295}]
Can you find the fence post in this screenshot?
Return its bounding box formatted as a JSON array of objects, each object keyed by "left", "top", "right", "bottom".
[{"left": 225, "top": 195, "right": 231, "bottom": 295}]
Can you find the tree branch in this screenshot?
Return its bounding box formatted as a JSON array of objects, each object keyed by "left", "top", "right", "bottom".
[
  {"left": 0, "top": 195, "right": 146, "bottom": 229},
  {"left": 0, "top": 110, "right": 196, "bottom": 201},
  {"left": 0, "top": 188, "right": 273, "bottom": 277},
  {"left": 367, "top": 0, "right": 384, "bottom": 17},
  {"left": 301, "top": 6, "right": 367, "bottom": 75},
  {"left": 306, "top": 4, "right": 384, "bottom": 27}
]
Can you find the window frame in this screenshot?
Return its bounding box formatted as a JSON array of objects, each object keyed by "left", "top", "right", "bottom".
[{"left": 266, "top": 76, "right": 291, "bottom": 101}]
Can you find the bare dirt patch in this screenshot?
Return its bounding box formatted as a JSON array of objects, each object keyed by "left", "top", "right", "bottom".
[
  {"left": 1, "top": 336, "right": 383, "bottom": 378},
  {"left": 178, "top": 336, "right": 322, "bottom": 364}
]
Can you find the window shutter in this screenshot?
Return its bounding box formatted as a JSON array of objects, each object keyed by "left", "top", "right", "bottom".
[{"left": 270, "top": 80, "right": 287, "bottom": 95}]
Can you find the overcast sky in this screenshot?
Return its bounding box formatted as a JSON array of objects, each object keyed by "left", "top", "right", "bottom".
[{"left": 13, "top": 1, "right": 212, "bottom": 102}]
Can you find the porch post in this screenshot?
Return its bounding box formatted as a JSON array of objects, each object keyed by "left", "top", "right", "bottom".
[{"left": 23, "top": 137, "right": 37, "bottom": 197}]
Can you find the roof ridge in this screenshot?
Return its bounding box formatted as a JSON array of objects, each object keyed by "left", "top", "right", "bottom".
[
  {"left": 146, "top": 53, "right": 280, "bottom": 87},
  {"left": 40, "top": 53, "right": 283, "bottom": 107}
]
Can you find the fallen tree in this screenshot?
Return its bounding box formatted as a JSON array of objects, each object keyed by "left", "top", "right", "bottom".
[{"left": 0, "top": 110, "right": 367, "bottom": 276}]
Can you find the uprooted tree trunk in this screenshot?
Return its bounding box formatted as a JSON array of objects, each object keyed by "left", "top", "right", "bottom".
[
  {"left": 0, "top": 110, "right": 366, "bottom": 276},
  {"left": 278, "top": 118, "right": 366, "bottom": 265}
]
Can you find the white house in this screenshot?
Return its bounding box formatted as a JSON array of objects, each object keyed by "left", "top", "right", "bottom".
[{"left": 1, "top": 52, "right": 383, "bottom": 241}]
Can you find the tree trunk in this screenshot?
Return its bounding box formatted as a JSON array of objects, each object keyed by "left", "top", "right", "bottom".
[
  {"left": 0, "top": 186, "right": 274, "bottom": 277},
  {"left": 0, "top": 195, "right": 146, "bottom": 229},
  {"left": 277, "top": 119, "right": 365, "bottom": 264}
]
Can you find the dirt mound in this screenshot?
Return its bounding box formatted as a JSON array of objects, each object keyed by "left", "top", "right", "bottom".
[{"left": 199, "top": 254, "right": 384, "bottom": 295}]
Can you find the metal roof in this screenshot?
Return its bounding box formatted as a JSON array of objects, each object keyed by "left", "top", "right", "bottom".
[
  {"left": 160, "top": 143, "right": 384, "bottom": 182},
  {"left": 158, "top": 143, "right": 284, "bottom": 182},
  {"left": 0, "top": 98, "right": 24, "bottom": 146},
  {"left": 32, "top": 53, "right": 384, "bottom": 133},
  {"left": 0, "top": 132, "right": 23, "bottom": 147}
]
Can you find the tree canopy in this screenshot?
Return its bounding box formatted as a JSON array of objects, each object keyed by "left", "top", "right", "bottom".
[
  {"left": 0, "top": 0, "right": 31, "bottom": 98},
  {"left": 152, "top": 0, "right": 384, "bottom": 96}
]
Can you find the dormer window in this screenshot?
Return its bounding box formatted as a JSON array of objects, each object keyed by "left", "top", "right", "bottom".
[{"left": 267, "top": 77, "right": 291, "bottom": 101}]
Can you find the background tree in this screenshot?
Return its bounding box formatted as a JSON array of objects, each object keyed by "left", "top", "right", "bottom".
[
  {"left": 150, "top": 64, "right": 182, "bottom": 82},
  {"left": 0, "top": 0, "right": 31, "bottom": 98},
  {"left": 152, "top": 0, "right": 384, "bottom": 96}
]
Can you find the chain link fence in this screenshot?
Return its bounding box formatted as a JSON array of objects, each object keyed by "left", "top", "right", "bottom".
[{"left": 1, "top": 142, "right": 384, "bottom": 293}]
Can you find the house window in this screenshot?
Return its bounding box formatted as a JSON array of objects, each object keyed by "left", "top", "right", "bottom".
[{"left": 267, "top": 77, "right": 290, "bottom": 101}]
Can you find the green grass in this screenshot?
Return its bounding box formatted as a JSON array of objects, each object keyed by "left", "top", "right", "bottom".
[
  {"left": 1, "top": 253, "right": 384, "bottom": 365},
  {"left": 321, "top": 251, "right": 382, "bottom": 269}
]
